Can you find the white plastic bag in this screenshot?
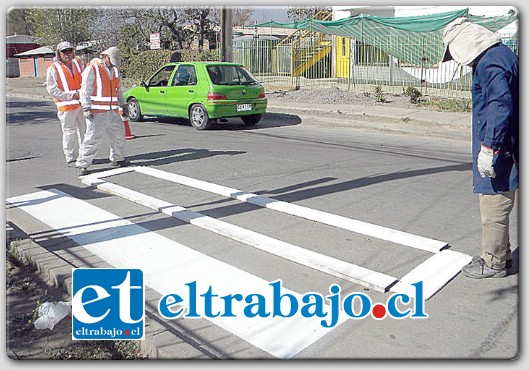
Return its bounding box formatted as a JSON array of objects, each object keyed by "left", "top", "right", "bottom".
[{"left": 33, "top": 301, "right": 71, "bottom": 330}]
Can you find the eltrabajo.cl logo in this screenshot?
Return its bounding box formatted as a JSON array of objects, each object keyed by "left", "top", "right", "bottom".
[{"left": 71, "top": 268, "right": 144, "bottom": 340}]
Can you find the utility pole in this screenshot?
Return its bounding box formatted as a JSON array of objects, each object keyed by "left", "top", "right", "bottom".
[{"left": 220, "top": 7, "right": 233, "bottom": 62}]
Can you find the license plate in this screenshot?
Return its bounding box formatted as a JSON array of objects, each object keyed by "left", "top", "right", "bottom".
[{"left": 237, "top": 104, "right": 252, "bottom": 112}]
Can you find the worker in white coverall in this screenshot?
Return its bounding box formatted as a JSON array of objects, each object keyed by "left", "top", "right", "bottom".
[
  {"left": 77, "top": 47, "right": 130, "bottom": 176},
  {"left": 45, "top": 41, "right": 86, "bottom": 167}
]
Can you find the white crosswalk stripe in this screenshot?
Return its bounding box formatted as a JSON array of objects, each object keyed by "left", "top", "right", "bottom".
[
  {"left": 7, "top": 189, "right": 349, "bottom": 359},
  {"left": 7, "top": 166, "right": 472, "bottom": 358},
  {"left": 81, "top": 171, "right": 398, "bottom": 292},
  {"left": 82, "top": 166, "right": 471, "bottom": 299},
  {"left": 134, "top": 166, "right": 449, "bottom": 253}
]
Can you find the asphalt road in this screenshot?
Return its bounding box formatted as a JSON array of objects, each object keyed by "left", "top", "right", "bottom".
[{"left": 4, "top": 96, "right": 520, "bottom": 360}]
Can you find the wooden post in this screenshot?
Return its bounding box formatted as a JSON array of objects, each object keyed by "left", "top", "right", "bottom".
[{"left": 220, "top": 8, "right": 233, "bottom": 62}]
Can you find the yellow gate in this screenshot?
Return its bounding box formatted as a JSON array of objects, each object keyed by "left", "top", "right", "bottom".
[{"left": 335, "top": 36, "right": 350, "bottom": 78}]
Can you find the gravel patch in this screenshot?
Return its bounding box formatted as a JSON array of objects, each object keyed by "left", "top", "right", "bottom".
[{"left": 266, "top": 86, "right": 421, "bottom": 109}]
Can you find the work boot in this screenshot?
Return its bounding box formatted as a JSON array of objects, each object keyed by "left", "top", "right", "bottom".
[
  {"left": 470, "top": 255, "right": 512, "bottom": 269},
  {"left": 67, "top": 160, "right": 77, "bottom": 168},
  {"left": 78, "top": 167, "right": 89, "bottom": 176},
  {"left": 110, "top": 160, "right": 130, "bottom": 168},
  {"left": 462, "top": 257, "right": 507, "bottom": 279}
]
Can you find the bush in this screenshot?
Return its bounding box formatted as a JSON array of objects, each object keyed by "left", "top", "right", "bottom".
[
  {"left": 178, "top": 49, "right": 220, "bottom": 62},
  {"left": 403, "top": 86, "right": 422, "bottom": 104},
  {"left": 122, "top": 49, "right": 220, "bottom": 85},
  {"left": 373, "top": 85, "right": 387, "bottom": 103},
  {"left": 417, "top": 97, "right": 472, "bottom": 112},
  {"left": 123, "top": 50, "right": 174, "bottom": 82}
]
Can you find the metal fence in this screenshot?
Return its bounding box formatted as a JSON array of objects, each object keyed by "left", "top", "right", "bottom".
[{"left": 233, "top": 33, "right": 518, "bottom": 99}]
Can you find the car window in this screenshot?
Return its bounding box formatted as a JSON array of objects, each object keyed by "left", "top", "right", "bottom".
[
  {"left": 206, "top": 65, "right": 259, "bottom": 86},
  {"left": 172, "top": 65, "right": 197, "bottom": 86},
  {"left": 148, "top": 65, "right": 176, "bottom": 87}
]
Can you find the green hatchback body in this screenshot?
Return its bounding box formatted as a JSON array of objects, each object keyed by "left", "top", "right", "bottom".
[{"left": 125, "top": 62, "right": 267, "bottom": 130}]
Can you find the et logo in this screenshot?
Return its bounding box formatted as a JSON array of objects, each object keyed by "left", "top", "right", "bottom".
[{"left": 72, "top": 268, "right": 144, "bottom": 340}]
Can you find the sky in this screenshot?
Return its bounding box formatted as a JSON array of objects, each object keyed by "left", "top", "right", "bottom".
[{"left": 250, "top": 6, "right": 290, "bottom": 24}]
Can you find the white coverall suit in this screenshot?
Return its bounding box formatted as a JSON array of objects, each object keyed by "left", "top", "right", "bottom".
[
  {"left": 76, "top": 58, "right": 126, "bottom": 169},
  {"left": 46, "top": 61, "right": 86, "bottom": 164}
]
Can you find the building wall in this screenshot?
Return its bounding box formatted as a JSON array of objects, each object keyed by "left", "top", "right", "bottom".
[
  {"left": 6, "top": 59, "right": 20, "bottom": 77},
  {"left": 6, "top": 43, "right": 40, "bottom": 58},
  {"left": 333, "top": 6, "right": 395, "bottom": 20},
  {"left": 393, "top": 6, "right": 518, "bottom": 36},
  {"left": 333, "top": 5, "right": 516, "bottom": 20},
  {"left": 333, "top": 6, "right": 518, "bottom": 35},
  {"left": 17, "top": 56, "right": 55, "bottom": 78}
]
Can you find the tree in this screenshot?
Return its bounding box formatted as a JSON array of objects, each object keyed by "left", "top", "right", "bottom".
[
  {"left": 21, "top": 6, "right": 223, "bottom": 57},
  {"left": 118, "top": 7, "right": 219, "bottom": 51},
  {"left": 232, "top": 7, "right": 254, "bottom": 27},
  {"left": 183, "top": 7, "right": 218, "bottom": 51},
  {"left": 116, "top": 8, "right": 175, "bottom": 50},
  {"left": 287, "top": 6, "right": 331, "bottom": 21},
  {"left": 142, "top": 7, "right": 193, "bottom": 50},
  {"left": 89, "top": 8, "right": 132, "bottom": 51},
  {"left": 6, "top": 8, "right": 33, "bottom": 35},
  {"left": 25, "top": 7, "right": 94, "bottom": 47}
]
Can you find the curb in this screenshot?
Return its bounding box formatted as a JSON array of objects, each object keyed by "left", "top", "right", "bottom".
[
  {"left": 7, "top": 92, "right": 50, "bottom": 100},
  {"left": 6, "top": 219, "right": 219, "bottom": 359},
  {"left": 267, "top": 103, "right": 472, "bottom": 141},
  {"left": 7, "top": 221, "right": 74, "bottom": 296}
]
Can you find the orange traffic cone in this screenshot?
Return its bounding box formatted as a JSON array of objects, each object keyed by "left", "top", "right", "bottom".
[
  {"left": 123, "top": 118, "right": 135, "bottom": 140},
  {"left": 119, "top": 107, "right": 135, "bottom": 140}
]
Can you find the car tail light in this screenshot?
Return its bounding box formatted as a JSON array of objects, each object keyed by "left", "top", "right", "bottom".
[
  {"left": 208, "top": 92, "right": 227, "bottom": 100},
  {"left": 258, "top": 91, "right": 266, "bottom": 99}
]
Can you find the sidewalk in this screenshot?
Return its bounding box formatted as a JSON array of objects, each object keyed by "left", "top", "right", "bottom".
[
  {"left": 266, "top": 100, "right": 471, "bottom": 140},
  {"left": 6, "top": 76, "right": 472, "bottom": 140},
  {"left": 6, "top": 76, "right": 49, "bottom": 100}
]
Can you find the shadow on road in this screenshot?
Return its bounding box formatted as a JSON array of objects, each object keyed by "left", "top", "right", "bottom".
[
  {"left": 127, "top": 148, "right": 246, "bottom": 167},
  {"left": 133, "top": 112, "right": 302, "bottom": 131},
  {"left": 6, "top": 109, "right": 57, "bottom": 125}
]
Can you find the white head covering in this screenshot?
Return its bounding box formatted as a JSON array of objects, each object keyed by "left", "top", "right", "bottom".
[
  {"left": 56, "top": 41, "right": 74, "bottom": 59},
  {"left": 441, "top": 17, "right": 501, "bottom": 66},
  {"left": 101, "top": 46, "right": 122, "bottom": 66}
]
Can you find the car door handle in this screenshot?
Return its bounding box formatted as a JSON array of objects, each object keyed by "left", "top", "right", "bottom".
[
  {"left": 160, "top": 90, "right": 165, "bottom": 94},
  {"left": 188, "top": 90, "right": 194, "bottom": 93}
]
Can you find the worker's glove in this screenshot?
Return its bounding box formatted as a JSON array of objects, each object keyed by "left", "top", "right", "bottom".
[
  {"left": 69, "top": 90, "right": 80, "bottom": 100},
  {"left": 120, "top": 104, "right": 129, "bottom": 118},
  {"left": 477, "top": 144, "right": 496, "bottom": 178},
  {"left": 83, "top": 109, "right": 93, "bottom": 120}
]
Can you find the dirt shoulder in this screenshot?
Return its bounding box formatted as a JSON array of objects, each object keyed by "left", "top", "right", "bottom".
[{"left": 6, "top": 227, "right": 147, "bottom": 360}]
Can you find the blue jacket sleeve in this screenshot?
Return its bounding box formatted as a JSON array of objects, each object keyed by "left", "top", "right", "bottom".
[{"left": 479, "top": 62, "right": 514, "bottom": 150}]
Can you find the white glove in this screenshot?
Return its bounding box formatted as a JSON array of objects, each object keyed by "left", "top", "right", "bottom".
[
  {"left": 83, "top": 110, "right": 93, "bottom": 120},
  {"left": 477, "top": 144, "right": 496, "bottom": 178}
]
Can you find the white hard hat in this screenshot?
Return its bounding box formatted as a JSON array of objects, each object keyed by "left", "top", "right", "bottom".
[
  {"left": 57, "top": 41, "right": 73, "bottom": 52},
  {"left": 101, "top": 46, "right": 121, "bottom": 66}
]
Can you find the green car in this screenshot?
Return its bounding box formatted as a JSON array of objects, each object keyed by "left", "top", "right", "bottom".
[{"left": 125, "top": 62, "right": 267, "bottom": 130}]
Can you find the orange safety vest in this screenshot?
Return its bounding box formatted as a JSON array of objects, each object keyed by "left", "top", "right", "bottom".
[
  {"left": 89, "top": 60, "right": 120, "bottom": 113},
  {"left": 52, "top": 59, "right": 82, "bottom": 112}
]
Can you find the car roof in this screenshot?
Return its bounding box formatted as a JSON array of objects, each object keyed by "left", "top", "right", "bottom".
[{"left": 166, "top": 61, "right": 243, "bottom": 67}]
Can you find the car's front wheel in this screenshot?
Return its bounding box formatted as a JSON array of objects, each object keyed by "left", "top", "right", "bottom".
[
  {"left": 127, "top": 98, "right": 143, "bottom": 122},
  {"left": 189, "top": 104, "right": 211, "bottom": 130},
  {"left": 241, "top": 114, "right": 261, "bottom": 126}
]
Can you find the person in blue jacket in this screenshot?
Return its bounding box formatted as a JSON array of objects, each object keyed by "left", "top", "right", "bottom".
[{"left": 442, "top": 17, "right": 519, "bottom": 278}]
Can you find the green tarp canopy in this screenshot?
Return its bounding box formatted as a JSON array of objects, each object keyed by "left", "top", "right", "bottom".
[{"left": 251, "top": 8, "right": 517, "bottom": 66}]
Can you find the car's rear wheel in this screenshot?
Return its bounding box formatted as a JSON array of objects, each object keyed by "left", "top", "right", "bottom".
[
  {"left": 241, "top": 114, "right": 261, "bottom": 126},
  {"left": 127, "top": 98, "right": 143, "bottom": 122},
  {"left": 190, "top": 104, "right": 211, "bottom": 130}
]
